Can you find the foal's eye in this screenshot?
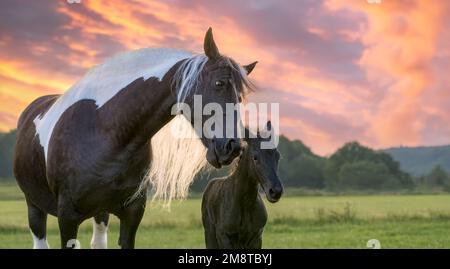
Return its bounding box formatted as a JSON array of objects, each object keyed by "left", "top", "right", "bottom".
[{"left": 215, "top": 80, "right": 225, "bottom": 87}]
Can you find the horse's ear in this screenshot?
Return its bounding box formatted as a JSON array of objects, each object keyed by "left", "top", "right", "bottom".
[
  {"left": 204, "top": 27, "right": 220, "bottom": 60},
  {"left": 243, "top": 61, "right": 258, "bottom": 75}
]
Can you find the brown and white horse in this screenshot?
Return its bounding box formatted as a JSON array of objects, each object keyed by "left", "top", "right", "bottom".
[{"left": 13, "top": 28, "right": 257, "bottom": 249}]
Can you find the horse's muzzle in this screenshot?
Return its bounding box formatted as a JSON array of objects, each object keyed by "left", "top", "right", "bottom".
[
  {"left": 267, "top": 185, "right": 283, "bottom": 203},
  {"left": 207, "top": 138, "right": 242, "bottom": 168}
]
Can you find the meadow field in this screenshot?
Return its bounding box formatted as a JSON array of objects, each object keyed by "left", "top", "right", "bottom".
[{"left": 0, "top": 182, "right": 449, "bottom": 248}]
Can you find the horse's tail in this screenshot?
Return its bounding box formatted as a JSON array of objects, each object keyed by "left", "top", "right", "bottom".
[{"left": 132, "top": 115, "right": 208, "bottom": 206}]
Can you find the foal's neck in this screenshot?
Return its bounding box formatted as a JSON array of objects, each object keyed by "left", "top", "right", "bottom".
[{"left": 231, "top": 149, "right": 259, "bottom": 202}]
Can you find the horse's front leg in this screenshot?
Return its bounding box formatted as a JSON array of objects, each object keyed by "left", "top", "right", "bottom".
[
  {"left": 117, "top": 196, "right": 146, "bottom": 249},
  {"left": 91, "top": 211, "right": 110, "bottom": 249}
]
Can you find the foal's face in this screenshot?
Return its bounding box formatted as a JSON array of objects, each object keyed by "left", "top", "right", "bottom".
[{"left": 249, "top": 138, "right": 283, "bottom": 203}]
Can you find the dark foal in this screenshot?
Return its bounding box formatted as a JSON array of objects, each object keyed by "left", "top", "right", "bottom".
[{"left": 202, "top": 122, "right": 283, "bottom": 249}]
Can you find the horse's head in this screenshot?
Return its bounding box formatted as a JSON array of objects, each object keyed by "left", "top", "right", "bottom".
[
  {"left": 247, "top": 121, "right": 283, "bottom": 203},
  {"left": 179, "top": 28, "right": 257, "bottom": 168}
]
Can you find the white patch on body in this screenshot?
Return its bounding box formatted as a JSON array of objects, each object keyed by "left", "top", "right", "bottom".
[
  {"left": 90, "top": 220, "right": 108, "bottom": 249},
  {"left": 31, "top": 230, "right": 49, "bottom": 249},
  {"left": 34, "top": 48, "right": 193, "bottom": 161}
]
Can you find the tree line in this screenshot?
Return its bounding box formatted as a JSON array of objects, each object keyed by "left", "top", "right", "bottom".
[
  {"left": 1, "top": 129, "right": 449, "bottom": 191},
  {"left": 192, "top": 137, "right": 449, "bottom": 192}
]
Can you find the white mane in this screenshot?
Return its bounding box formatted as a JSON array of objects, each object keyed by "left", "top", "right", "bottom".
[{"left": 133, "top": 114, "right": 208, "bottom": 206}]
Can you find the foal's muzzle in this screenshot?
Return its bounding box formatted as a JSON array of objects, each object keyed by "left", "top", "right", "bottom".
[{"left": 265, "top": 182, "right": 283, "bottom": 203}]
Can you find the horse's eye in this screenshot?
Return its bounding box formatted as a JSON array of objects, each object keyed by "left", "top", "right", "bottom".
[{"left": 215, "top": 80, "right": 225, "bottom": 87}]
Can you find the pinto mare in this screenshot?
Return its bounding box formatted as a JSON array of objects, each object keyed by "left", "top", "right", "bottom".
[{"left": 14, "top": 28, "right": 258, "bottom": 249}]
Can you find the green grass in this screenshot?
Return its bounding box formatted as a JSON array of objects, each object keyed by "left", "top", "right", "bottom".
[{"left": 0, "top": 182, "right": 450, "bottom": 248}]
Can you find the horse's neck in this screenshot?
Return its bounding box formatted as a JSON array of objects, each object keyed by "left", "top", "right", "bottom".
[
  {"left": 229, "top": 150, "right": 259, "bottom": 203},
  {"left": 97, "top": 66, "right": 179, "bottom": 149}
]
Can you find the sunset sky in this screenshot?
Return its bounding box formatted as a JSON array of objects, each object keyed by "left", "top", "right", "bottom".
[{"left": 1, "top": 0, "right": 449, "bottom": 155}]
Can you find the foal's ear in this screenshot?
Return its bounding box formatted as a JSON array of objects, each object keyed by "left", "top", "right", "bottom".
[
  {"left": 243, "top": 61, "right": 258, "bottom": 75},
  {"left": 204, "top": 27, "right": 220, "bottom": 60}
]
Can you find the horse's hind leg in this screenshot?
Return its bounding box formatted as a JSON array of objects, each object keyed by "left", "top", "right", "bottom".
[
  {"left": 91, "top": 211, "right": 109, "bottom": 249},
  {"left": 27, "top": 200, "right": 49, "bottom": 249}
]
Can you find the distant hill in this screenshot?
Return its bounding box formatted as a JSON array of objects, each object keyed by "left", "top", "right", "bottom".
[{"left": 383, "top": 145, "right": 450, "bottom": 176}]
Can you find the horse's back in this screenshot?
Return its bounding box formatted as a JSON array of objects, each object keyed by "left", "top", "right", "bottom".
[{"left": 14, "top": 94, "right": 61, "bottom": 216}]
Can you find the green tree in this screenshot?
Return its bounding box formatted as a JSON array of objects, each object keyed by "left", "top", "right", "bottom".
[
  {"left": 325, "top": 141, "right": 413, "bottom": 190},
  {"left": 338, "top": 161, "right": 399, "bottom": 190},
  {"left": 425, "top": 165, "right": 449, "bottom": 187},
  {"left": 277, "top": 136, "right": 326, "bottom": 188}
]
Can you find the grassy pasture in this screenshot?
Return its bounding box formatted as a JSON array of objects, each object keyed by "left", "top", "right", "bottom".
[{"left": 0, "top": 182, "right": 449, "bottom": 248}]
